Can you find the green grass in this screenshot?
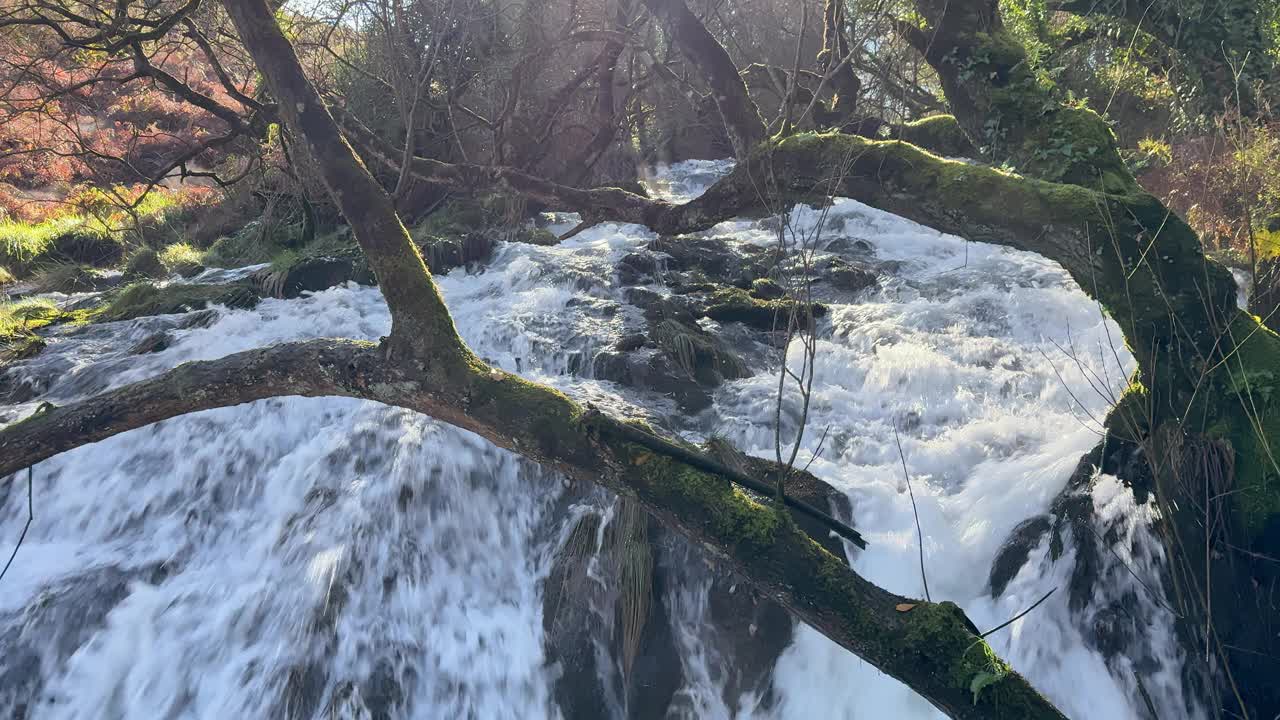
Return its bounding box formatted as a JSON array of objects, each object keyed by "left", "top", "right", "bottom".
[
  {"left": 30, "top": 262, "right": 110, "bottom": 293},
  {"left": 158, "top": 242, "right": 204, "bottom": 276},
  {"left": 0, "top": 190, "right": 190, "bottom": 278},
  {"left": 0, "top": 266, "right": 13, "bottom": 285},
  {"left": 0, "top": 216, "right": 85, "bottom": 272},
  {"left": 0, "top": 297, "right": 62, "bottom": 340},
  {"left": 124, "top": 247, "right": 165, "bottom": 279}
]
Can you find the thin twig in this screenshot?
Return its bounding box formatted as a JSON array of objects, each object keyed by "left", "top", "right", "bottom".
[
  {"left": 893, "top": 420, "right": 930, "bottom": 602},
  {"left": 0, "top": 466, "right": 33, "bottom": 583},
  {"left": 980, "top": 586, "right": 1057, "bottom": 639}
]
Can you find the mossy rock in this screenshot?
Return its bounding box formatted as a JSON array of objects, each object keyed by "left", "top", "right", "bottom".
[
  {"left": 592, "top": 348, "right": 717, "bottom": 412},
  {"left": 648, "top": 236, "right": 773, "bottom": 288},
  {"left": 651, "top": 318, "right": 750, "bottom": 385},
  {"left": 0, "top": 334, "right": 46, "bottom": 364},
  {"left": 254, "top": 248, "right": 375, "bottom": 299},
  {"left": 124, "top": 248, "right": 166, "bottom": 280},
  {"left": 823, "top": 258, "right": 878, "bottom": 294},
  {"left": 416, "top": 233, "right": 495, "bottom": 273},
  {"left": 749, "top": 278, "right": 786, "bottom": 300},
  {"left": 95, "top": 281, "right": 262, "bottom": 323},
  {"left": 703, "top": 287, "right": 827, "bottom": 331},
  {"left": 513, "top": 226, "right": 559, "bottom": 246}
]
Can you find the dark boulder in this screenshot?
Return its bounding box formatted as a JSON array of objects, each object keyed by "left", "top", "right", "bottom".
[
  {"left": 418, "top": 232, "right": 495, "bottom": 273},
  {"left": 823, "top": 257, "right": 878, "bottom": 294},
  {"left": 128, "top": 331, "right": 171, "bottom": 355}
]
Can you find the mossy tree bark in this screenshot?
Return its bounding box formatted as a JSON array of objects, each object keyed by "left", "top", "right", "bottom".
[{"left": 900, "top": 0, "right": 1280, "bottom": 714}]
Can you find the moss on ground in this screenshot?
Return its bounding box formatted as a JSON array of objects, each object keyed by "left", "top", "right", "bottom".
[{"left": 0, "top": 297, "right": 62, "bottom": 361}]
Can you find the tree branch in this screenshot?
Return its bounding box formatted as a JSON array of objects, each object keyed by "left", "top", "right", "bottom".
[
  {"left": 0, "top": 340, "right": 373, "bottom": 477},
  {"left": 0, "top": 331, "right": 1064, "bottom": 719}
]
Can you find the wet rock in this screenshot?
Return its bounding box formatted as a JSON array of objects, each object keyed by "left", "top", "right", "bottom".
[
  {"left": 749, "top": 278, "right": 786, "bottom": 300},
  {"left": 824, "top": 258, "right": 878, "bottom": 294},
  {"left": 0, "top": 564, "right": 163, "bottom": 718},
  {"left": 651, "top": 318, "right": 750, "bottom": 385},
  {"left": 1089, "top": 599, "right": 1140, "bottom": 659},
  {"left": 625, "top": 561, "right": 683, "bottom": 720},
  {"left": 0, "top": 370, "right": 40, "bottom": 404},
  {"left": 593, "top": 348, "right": 714, "bottom": 412},
  {"left": 618, "top": 252, "right": 659, "bottom": 285},
  {"left": 614, "top": 334, "right": 646, "bottom": 352},
  {"left": 707, "top": 572, "right": 793, "bottom": 708},
  {"left": 543, "top": 514, "right": 612, "bottom": 720},
  {"left": 280, "top": 662, "right": 328, "bottom": 720},
  {"left": 418, "top": 232, "right": 495, "bottom": 273},
  {"left": 362, "top": 657, "right": 411, "bottom": 720},
  {"left": 179, "top": 309, "right": 219, "bottom": 329},
  {"left": 823, "top": 237, "right": 875, "bottom": 255},
  {"left": 0, "top": 637, "right": 40, "bottom": 720},
  {"left": 648, "top": 236, "right": 774, "bottom": 288},
  {"left": 988, "top": 515, "right": 1052, "bottom": 597},
  {"left": 128, "top": 331, "right": 171, "bottom": 355},
  {"left": 324, "top": 681, "right": 367, "bottom": 720},
  {"left": 594, "top": 307, "right": 750, "bottom": 412},
  {"left": 703, "top": 287, "right": 827, "bottom": 331},
  {"left": 255, "top": 252, "right": 376, "bottom": 299}
]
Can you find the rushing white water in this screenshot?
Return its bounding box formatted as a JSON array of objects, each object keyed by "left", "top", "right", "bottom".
[{"left": 0, "top": 161, "right": 1193, "bottom": 719}]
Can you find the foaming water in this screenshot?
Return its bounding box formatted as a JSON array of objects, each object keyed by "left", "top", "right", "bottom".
[{"left": 0, "top": 161, "right": 1191, "bottom": 719}]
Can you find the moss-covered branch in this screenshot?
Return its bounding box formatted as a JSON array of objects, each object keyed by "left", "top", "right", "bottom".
[{"left": 0, "top": 333, "right": 1067, "bottom": 719}]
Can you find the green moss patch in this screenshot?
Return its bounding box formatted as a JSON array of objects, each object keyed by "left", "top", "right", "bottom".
[{"left": 703, "top": 286, "right": 828, "bottom": 331}]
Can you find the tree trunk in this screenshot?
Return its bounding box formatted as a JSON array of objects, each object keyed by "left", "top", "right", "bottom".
[
  {"left": 222, "top": 0, "right": 463, "bottom": 363},
  {"left": 902, "top": 0, "right": 1280, "bottom": 714},
  {"left": 639, "top": 0, "right": 768, "bottom": 159},
  {"left": 817, "top": 0, "right": 861, "bottom": 127}
]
